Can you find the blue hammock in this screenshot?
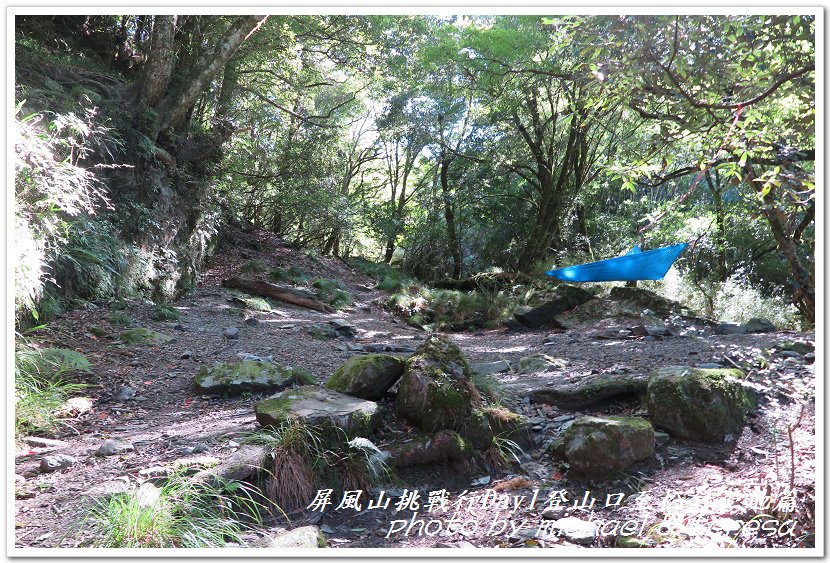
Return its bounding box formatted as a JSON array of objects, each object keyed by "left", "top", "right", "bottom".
[{"left": 546, "top": 243, "right": 688, "bottom": 283}]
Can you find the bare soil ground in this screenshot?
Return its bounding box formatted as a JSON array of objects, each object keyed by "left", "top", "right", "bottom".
[{"left": 13, "top": 230, "right": 816, "bottom": 551}]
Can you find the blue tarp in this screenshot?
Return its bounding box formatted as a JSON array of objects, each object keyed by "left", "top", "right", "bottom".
[{"left": 546, "top": 243, "right": 688, "bottom": 283}]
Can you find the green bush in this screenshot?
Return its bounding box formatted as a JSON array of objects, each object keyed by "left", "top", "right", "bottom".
[
  {"left": 313, "top": 278, "right": 352, "bottom": 310},
  {"left": 15, "top": 346, "right": 89, "bottom": 435},
  {"left": 240, "top": 259, "right": 267, "bottom": 274},
  {"left": 151, "top": 303, "right": 181, "bottom": 321},
  {"left": 107, "top": 311, "right": 132, "bottom": 326},
  {"left": 78, "top": 472, "right": 266, "bottom": 548},
  {"left": 269, "top": 265, "right": 309, "bottom": 285}
]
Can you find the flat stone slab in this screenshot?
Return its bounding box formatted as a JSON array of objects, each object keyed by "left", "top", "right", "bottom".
[
  {"left": 194, "top": 360, "right": 297, "bottom": 395},
  {"left": 255, "top": 386, "right": 380, "bottom": 439},
  {"left": 527, "top": 372, "right": 651, "bottom": 408}
]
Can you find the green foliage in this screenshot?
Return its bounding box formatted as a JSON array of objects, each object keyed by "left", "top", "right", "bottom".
[
  {"left": 107, "top": 311, "right": 133, "bottom": 326},
  {"left": 269, "top": 266, "right": 309, "bottom": 285},
  {"left": 78, "top": 472, "right": 266, "bottom": 548},
  {"left": 240, "top": 259, "right": 267, "bottom": 274},
  {"left": 15, "top": 346, "right": 88, "bottom": 435},
  {"left": 313, "top": 278, "right": 353, "bottom": 310},
  {"left": 150, "top": 303, "right": 181, "bottom": 321}
]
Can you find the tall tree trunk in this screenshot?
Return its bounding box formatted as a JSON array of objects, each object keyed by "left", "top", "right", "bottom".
[
  {"left": 156, "top": 15, "right": 267, "bottom": 131},
  {"left": 440, "top": 154, "right": 462, "bottom": 279},
  {"left": 706, "top": 169, "right": 728, "bottom": 282},
  {"left": 137, "top": 15, "right": 176, "bottom": 107}
]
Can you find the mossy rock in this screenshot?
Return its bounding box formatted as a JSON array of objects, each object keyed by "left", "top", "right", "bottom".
[
  {"left": 308, "top": 324, "right": 338, "bottom": 340},
  {"left": 150, "top": 303, "right": 181, "bottom": 321},
  {"left": 118, "top": 328, "right": 174, "bottom": 346},
  {"left": 646, "top": 366, "right": 755, "bottom": 442},
  {"left": 194, "top": 361, "right": 298, "bottom": 395},
  {"left": 518, "top": 354, "right": 568, "bottom": 374},
  {"left": 325, "top": 354, "right": 406, "bottom": 400},
  {"left": 465, "top": 406, "right": 533, "bottom": 450},
  {"left": 255, "top": 386, "right": 380, "bottom": 440},
  {"left": 395, "top": 335, "right": 481, "bottom": 433},
  {"left": 564, "top": 416, "right": 655, "bottom": 478}
]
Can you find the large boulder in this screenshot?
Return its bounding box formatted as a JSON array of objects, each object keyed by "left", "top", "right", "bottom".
[
  {"left": 608, "top": 286, "right": 683, "bottom": 315},
  {"left": 195, "top": 361, "right": 298, "bottom": 395},
  {"left": 388, "top": 429, "right": 473, "bottom": 468},
  {"left": 325, "top": 354, "right": 406, "bottom": 400},
  {"left": 564, "top": 416, "right": 655, "bottom": 478},
  {"left": 395, "top": 335, "right": 481, "bottom": 433},
  {"left": 513, "top": 285, "right": 594, "bottom": 328},
  {"left": 255, "top": 386, "right": 381, "bottom": 440},
  {"left": 646, "top": 366, "right": 755, "bottom": 442}
]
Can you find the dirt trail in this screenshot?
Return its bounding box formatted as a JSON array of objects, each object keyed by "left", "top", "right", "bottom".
[{"left": 14, "top": 231, "right": 816, "bottom": 550}]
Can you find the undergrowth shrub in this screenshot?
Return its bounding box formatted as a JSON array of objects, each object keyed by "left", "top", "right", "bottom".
[
  {"left": 269, "top": 265, "right": 309, "bottom": 285},
  {"left": 151, "top": 302, "right": 181, "bottom": 321},
  {"left": 15, "top": 345, "right": 89, "bottom": 436},
  {"left": 313, "top": 278, "right": 352, "bottom": 310},
  {"left": 643, "top": 269, "right": 802, "bottom": 330},
  {"left": 78, "top": 472, "right": 266, "bottom": 548}
]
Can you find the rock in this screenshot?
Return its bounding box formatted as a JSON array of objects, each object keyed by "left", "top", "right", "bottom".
[
  {"left": 346, "top": 343, "right": 364, "bottom": 352},
  {"left": 804, "top": 353, "right": 816, "bottom": 364},
  {"left": 363, "top": 343, "right": 388, "bottom": 353},
  {"left": 643, "top": 336, "right": 655, "bottom": 342},
  {"left": 180, "top": 351, "right": 194, "bottom": 359},
  {"left": 388, "top": 344, "right": 416, "bottom": 353},
  {"left": 715, "top": 323, "right": 746, "bottom": 335},
  {"left": 654, "top": 431, "right": 670, "bottom": 444},
  {"left": 778, "top": 340, "right": 814, "bottom": 355},
  {"left": 608, "top": 286, "right": 682, "bottom": 315},
  {"left": 646, "top": 326, "right": 669, "bottom": 337},
  {"left": 40, "top": 454, "right": 77, "bottom": 473},
  {"left": 308, "top": 324, "right": 338, "bottom": 340},
  {"left": 541, "top": 505, "right": 567, "bottom": 520},
  {"left": 258, "top": 526, "right": 326, "bottom": 548},
  {"left": 96, "top": 438, "right": 135, "bottom": 456},
  {"left": 518, "top": 354, "right": 567, "bottom": 374},
  {"left": 194, "top": 360, "right": 298, "bottom": 395},
  {"left": 192, "top": 445, "right": 267, "bottom": 484},
  {"left": 780, "top": 350, "right": 802, "bottom": 359},
  {"left": 255, "top": 386, "right": 381, "bottom": 440},
  {"left": 616, "top": 536, "right": 654, "bottom": 547},
  {"left": 388, "top": 429, "right": 472, "bottom": 468},
  {"left": 325, "top": 354, "right": 406, "bottom": 400},
  {"left": 466, "top": 405, "right": 534, "bottom": 450},
  {"left": 564, "top": 416, "right": 655, "bottom": 478},
  {"left": 513, "top": 285, "right": 594, "bottom": 328},
  {"left": 471, "top": 475, "right": 491, "bottom": 487},
  {"left": 22, "top": 436, "right": 69, "bottom": 449},
  {"left": 244, "top": 317, "right": 260, "bottom": 327},
  {"left": 646, "top": 366, "right": 755, "bottom": 442},
  {"left": 189, "top": 442, "right": 209, "bottom": 454},
  {"left": 395, "top": 335, "right": 481, "bottom": 433},
  {"left": 115, "top": 387, "right": 136, "bottom": 402},
  {"left": 743, "top": 318, "right": 776, "bottom": 333},
  {"left": 470, "top": 360, "right": 511, "bottom": 376},
  {"left": 328, "top": 319, "right": 357, "bottom": 338},
  {"left": 223, "top": 326, "right": 241, "bottom": 339},
  {"left": 550, "top": 517, "right": 597, "bottom": 545},
  {"left": 235, "top": 352, "right": 274, "bottom": 363},
  {"left": 119, "top": 328, "right": 174, "bottom": 346},
  {"left": 528, "top": 372, "right": 650, "bottom": 409}
]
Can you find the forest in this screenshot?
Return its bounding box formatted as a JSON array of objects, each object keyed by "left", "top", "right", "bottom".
[{"left": 13, "top": 13, "right": 817, "bottom": 552}]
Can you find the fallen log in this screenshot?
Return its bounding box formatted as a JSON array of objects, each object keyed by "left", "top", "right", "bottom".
[{"left": 222, "top": 277, "right": 334, "bottom": 313}]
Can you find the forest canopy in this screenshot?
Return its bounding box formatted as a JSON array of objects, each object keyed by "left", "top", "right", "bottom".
[{"left": 14, "top": 13, "right": 816, "bottom": 327}]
